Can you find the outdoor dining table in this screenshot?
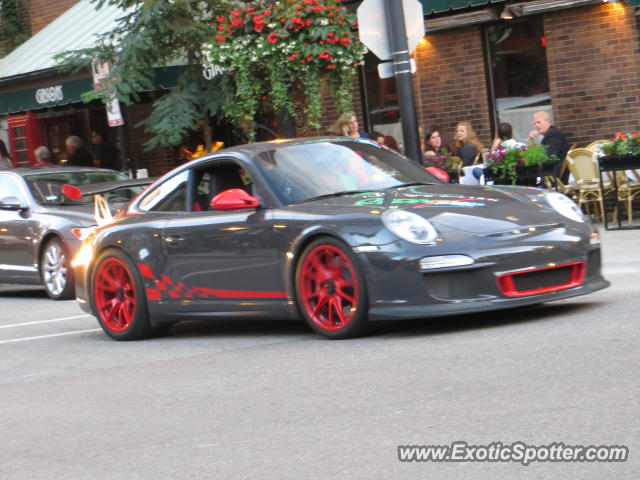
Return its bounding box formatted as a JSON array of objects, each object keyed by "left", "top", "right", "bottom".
[{"left": 597, "top": 155, "right": 640, "bottom": 230}]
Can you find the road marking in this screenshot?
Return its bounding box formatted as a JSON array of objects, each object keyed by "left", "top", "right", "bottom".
[
  {"left": 0, "top": 314, "right": 93, "bottom": 329},
  {"left": 0, "top": 328, "right": 102, "bottom": 344}
]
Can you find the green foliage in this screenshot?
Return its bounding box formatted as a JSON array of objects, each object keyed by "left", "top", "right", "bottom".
[
  {"left": 487, "top": 143, "right": 553, "bottom": 185},
  {"left": 602, "top": 133, "right": 640, "bottom": 156},
  {"left": 55, "top": 0, "right": 240, "bottom": 150},
  {"left": 204, "top": 0, "right": 365, "bottom": 139},
  {"left": 521, "top": 143, "right": 555, "bottom": 166},
  {"left": 0, "top": 0, "right": 29, "bottom": 51}
]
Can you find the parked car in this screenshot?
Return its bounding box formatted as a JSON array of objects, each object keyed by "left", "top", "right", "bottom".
[
  {"left": 0, "top": 167, "right": 149, "bottom": 299},
  {"left": 73, "top": 137, "right": 609, "bottom": 340}
]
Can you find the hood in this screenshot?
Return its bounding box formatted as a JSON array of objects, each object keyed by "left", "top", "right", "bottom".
[
  {"left": 39, "top": 203, "right": 97, "bottom": 225},
  {"left": 294, "top": 184, "right": 566, "bottom": 234}
]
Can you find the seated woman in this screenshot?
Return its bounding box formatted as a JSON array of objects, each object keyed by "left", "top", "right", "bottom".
[
  {"left": 454, "top": 121, "right": 483, "bottom": 167},
  {"left": 491, "top": 122, "right": 525, "bottom": 150},
  {"left": 423, "top": 127, "right": 452, "bottom": 169}
]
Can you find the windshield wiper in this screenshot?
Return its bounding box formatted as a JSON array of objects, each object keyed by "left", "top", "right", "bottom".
[{"left": 296, "top": 190, "right": 370, "bottom": 204}]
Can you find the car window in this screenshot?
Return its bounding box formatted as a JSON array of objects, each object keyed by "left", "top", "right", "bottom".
[
  {"left": 253, "top": 140, "right": 441, "bottom": 205},
  {"left": 24, "top": 171, "right": 128, "bottom": 205},
  {"left": 192, "top": 163, "right": 253, "bottom": 212},
  {"left": 0, "top": 175, "right": 26, "bottom": 202},
  {"left": 138, "top": 170, "right": 189, "bottom": 212}
]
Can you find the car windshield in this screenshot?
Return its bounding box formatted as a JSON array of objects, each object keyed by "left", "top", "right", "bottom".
[
  {"left": 23, "top": 171, "right": 136, "bottom": 205},
  {"left": 253, "top": 139, "right": 442, "bottom": 205}
]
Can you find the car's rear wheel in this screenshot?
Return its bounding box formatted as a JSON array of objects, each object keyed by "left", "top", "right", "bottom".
[
  {"left": 295, "top": 237, "right": 369, "bottom": 339},
  {"left": 40, "top": 237, "right": 74, "bottom": 300},
  {"left": 92, "top": 249, "right": 153, "bottom": 340}
]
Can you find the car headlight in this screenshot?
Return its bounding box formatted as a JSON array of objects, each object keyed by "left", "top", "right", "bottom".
[
  {"left": 382, "top": 209, "right": 438, "bottom": 244},
  {"left": 545, "top": 192, "right": 586, "bottom": 223}
]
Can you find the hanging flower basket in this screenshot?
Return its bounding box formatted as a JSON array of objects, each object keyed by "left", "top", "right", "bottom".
[{"left": 203, "top": 0, "right": 365, "bottom": 139}]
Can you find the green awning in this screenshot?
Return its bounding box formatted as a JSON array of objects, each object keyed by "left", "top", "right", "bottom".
[
  {"left": 422, "top": 0, "right": 501, "bottom": 14},
  {"left": 0, "top": 78, "right": 94, "bottom": 115},
  {"left": 0, "top": 66, "right": 184, "bottom": 116}
]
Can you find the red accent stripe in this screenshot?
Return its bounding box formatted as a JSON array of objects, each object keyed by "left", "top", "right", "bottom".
[
  {"left": 497, "top": 262, "right": 585, "bottom": 297},
  {"left": 146, "top": 289, "right": 162, "bottom": 301},
  {"left": 155, "top": 280, "right": 168, "bottom": 290},
  {"left": 190, "top": 287, "right": 288, "bottom": 299},
  {"left": 168, "top": 291, "right": 180, "bottom": 299},
  {"left": 161, "top": 274, "right": 172, "bottom": 284},
  {"left": 138, "top": 263, "right": 156, "bottom": 279}
]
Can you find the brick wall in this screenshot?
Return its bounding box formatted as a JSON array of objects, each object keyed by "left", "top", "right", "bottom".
[
  {"left": 296, "top": 73, "right": 364, "bottom": 137},
  {"left": 545, "top": 3, "right": 640, "bottom": 146},
  {"left": 28, "top": 0, "right": 75, "bottom": 35},
  {"left": 413, "top": 26, "right": 492, "bottom": 148}
]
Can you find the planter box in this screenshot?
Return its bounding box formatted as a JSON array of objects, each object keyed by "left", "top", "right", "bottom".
[{"left": 599, "top": 155, "right": 640, "bottom": 171}]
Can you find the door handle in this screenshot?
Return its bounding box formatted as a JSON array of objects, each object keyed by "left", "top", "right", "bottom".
[{"left": 164, "top": 234, "right": 184, "bottom": 246}]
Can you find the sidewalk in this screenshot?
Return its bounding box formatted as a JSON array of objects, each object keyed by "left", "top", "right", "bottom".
[{"left": 598, "top": 227, "right": 640, "bottom": 275}]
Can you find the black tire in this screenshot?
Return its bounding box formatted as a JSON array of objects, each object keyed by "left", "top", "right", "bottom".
[
  {"left": 91, "top": 248, "right": 153, "bottom": 340},
  {"left": 40, "top": 237, "right": 75, "bottom": 300},
  {"left": 295, "top": 237, "right": 370, "bottom": 339}
]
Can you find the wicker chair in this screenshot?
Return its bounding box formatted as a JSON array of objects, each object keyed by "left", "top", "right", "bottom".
[{"left": 566, "top": 148, "right": 606, "bottom": 221}]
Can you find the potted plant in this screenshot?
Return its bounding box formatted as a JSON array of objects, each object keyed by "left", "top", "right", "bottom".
[{"left": 485, "top": 143, "right": 555, "bottom": 185}]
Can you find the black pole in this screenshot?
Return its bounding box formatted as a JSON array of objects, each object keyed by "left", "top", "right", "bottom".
[{"left": 384, "top": 0, "right": 421, "bottom": 163}]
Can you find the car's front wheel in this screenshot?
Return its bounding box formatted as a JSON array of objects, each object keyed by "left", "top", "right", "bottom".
[
  {"left": 91, "top": 249, "right": 153, "bottom": 340},
  {"left": 40, "top": 237, "right": 75, "bottom": 300},
  {"left": 295, "top": 237, "right": 370, "bottom": 339}
]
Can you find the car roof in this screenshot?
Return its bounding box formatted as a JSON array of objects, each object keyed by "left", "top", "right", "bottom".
[
  {"left": 214, "top": 136, "right": 371, "bottom": 157},
  {"left": 8, "top": 166, "right": 126, "bottom": 176}
]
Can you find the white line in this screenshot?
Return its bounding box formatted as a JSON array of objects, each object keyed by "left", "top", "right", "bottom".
[
  {"left": 0, "top": 328, "right": 102, "bottom": 344},
  {"left": 0, "top": 314, "right": 93, "bottom": 329}
]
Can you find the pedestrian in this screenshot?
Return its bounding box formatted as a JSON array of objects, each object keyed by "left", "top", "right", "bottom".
[
  {"left": 383, "top": 135, "right": 401, "bottom": 153},
  {"left": 334, "top": 113, "right": 370, "bottom": 139},
  {"left": 528, "top": 111, "right": 569, "bottom": 181},
  {"left": 0, "top": 139, "right": 12, "bottom": 169},
  {"left": 33, "top": 146, "right": 54, "bottom": 166},
  {"left": 64, "top": 136, "right": 93, "bottom": 167},
  {"left": 90, "top": 131, "right": 121, "bottom": 170},
  {"left": 423, "top": 127, "right": 452, "bottom": 168}
]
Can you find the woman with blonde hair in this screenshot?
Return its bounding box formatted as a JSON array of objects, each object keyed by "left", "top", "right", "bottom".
[
  {"left": 454, "top": 121, "right": 483, "bottom": 167},
  {"left": 333, "top": 112, "right": 369, "bottom": 139}
]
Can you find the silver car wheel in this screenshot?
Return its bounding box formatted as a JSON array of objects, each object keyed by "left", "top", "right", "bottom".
[{"left": 42, "top": 242, "right": 67, "bottom": 296}]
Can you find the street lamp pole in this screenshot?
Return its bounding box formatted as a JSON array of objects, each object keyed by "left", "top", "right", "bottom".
[{"left": 383, "top": 0, "right": 421, "bottom": 163}]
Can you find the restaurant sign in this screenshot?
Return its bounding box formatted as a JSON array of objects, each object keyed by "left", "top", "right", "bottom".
[{"left": 35, "top": 85, "right": 64, "bottom": 105}]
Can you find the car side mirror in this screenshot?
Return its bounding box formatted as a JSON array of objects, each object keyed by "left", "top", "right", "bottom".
[
  {"left": 0, "top": 196, "right": 27, "bottom": 211},
  {"left": 210, "top": 189, "right": 260, "bottom": 211}
]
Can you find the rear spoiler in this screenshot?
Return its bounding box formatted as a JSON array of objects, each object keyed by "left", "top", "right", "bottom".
[{"left": 61, "top": 178, "right": 156, "bottom": 226}]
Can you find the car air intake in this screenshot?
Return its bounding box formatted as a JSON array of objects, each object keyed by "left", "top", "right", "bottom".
[{"left": 497, "top": 262, "right": 585, "bottom": 297}]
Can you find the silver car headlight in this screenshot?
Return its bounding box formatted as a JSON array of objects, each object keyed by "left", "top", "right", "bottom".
[
  {"left": 545, "top": 191, "right": 586, "bottom": 223},
  {"left": 382, "top": 209, "right": 438, "bottom": 244}
]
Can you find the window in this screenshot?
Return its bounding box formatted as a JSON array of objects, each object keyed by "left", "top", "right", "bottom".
[
  {"left": 362, "top": 52, "right": 402, "bottom": 144},
  {"left": 486, "top": 16, "right": 551, "bottom": 142},
  {"left": 138, "top": 170, "right": 190, "bottom": 212},
  {"left": 0, "top": 175, "right": 26, "bottom": 202}
]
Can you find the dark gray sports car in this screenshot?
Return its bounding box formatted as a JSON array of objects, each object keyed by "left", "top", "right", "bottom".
[
  {"left": 73, "top": 137, "right": 609, "bottom": 340},
  {"left": 0, "top": 167, "right": 146, "bottom": 299}
]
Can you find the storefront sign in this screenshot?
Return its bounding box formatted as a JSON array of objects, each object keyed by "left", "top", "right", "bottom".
[
  {"left": 203, "top": 65, "right": 224, "bottom": 80},
  {"left": 35, "top": 86, "right": 64, "bottom": 104}
]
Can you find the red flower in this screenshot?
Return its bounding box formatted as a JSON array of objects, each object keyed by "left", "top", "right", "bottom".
[
  {"left": 215, "top": 34, "right": 226, "bottom": 43},
  {"left": 266, "top": 32, "right": 278, "bottom": 43},
  {"left": 230, "top": 10, "right": 240, "bottom": 16},
  {"left": 339, "top": 37, "right": 350, "bottom": 47},
  {"left": 289, "top": 53, "right": 299, "bottom": 60},
  {"left": 307, "top": 56, "right": 314, "bottom": 61},
  {"left": 327, "top": 65, "right": 336, "bottom": 69},
  {"left": 264, "top": 9, "right": 271, "bottom": 15}
]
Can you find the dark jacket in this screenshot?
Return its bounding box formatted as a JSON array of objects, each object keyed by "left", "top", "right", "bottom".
[
  {"left": 94, "top": 141, "right": 120, "bottom": 171},
  {"left": 541, "top": 125, "right": 569, "bottom": 181},
  {"left": 456, "top": 142, "right": 478, "bottom": 167},
  {"left": 66, "top": 148, "right": 94, "bottom": 167}
]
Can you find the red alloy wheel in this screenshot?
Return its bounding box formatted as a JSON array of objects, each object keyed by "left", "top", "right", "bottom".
[
  {"left": 94, "top": 257, "right": 137, "bottom": 333},
  {"left": 299, "top": 245, "right": 359, "bottom": 331}
]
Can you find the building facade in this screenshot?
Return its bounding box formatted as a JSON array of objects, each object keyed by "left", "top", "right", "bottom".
[{"left": 2, "top": 0, "right": 640, "bottom": 174}]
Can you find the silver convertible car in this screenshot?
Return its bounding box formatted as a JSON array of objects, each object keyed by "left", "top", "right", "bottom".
[{"left": 0, "top": 167, "right": 145, "bottom": 299}]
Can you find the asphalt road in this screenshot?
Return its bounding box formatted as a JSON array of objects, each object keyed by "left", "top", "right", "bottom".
[{"left": 0, "top": 229, "right": 638, "bottom": 479}]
